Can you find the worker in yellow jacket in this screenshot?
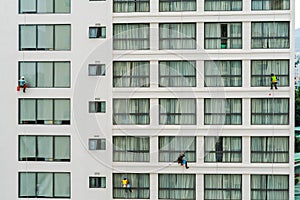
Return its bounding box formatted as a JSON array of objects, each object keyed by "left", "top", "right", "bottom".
[{"left": 271, "top": 73, "right": 278, "bottom": 90}]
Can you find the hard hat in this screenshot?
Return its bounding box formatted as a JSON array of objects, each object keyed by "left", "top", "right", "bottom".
[{"left": 21, "top": 76, "right": 25, "bottom": 79}]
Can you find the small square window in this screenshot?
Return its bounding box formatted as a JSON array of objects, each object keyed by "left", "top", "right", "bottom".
[
  {"left": 89, "top": 27, "right": 106, "bottom": 38},
  {"left": 89, "top": 177, "right": 106, "bottom": 188},
  {"left": 89, "top": 101, "right": 106, "bottom": 113},
  {"left": 89, "top": 139, "right": 106, "bottom": 150},
  {"left": 88, "top": 64, "right": 106, "bottom": 76}
]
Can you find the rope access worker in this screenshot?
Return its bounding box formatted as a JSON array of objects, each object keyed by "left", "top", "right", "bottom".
[
  {"left": 18, "top": 76, "right": 27, "bottom": 93},
  {"left": 270, "top": 73, "right": 278, "bottom": 90}
]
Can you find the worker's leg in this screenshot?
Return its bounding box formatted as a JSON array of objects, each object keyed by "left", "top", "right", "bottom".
[{"left": 275, "top": 83, "right": 278, "bottom": 89}]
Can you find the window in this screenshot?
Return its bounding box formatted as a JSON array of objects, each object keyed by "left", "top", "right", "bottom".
[
  {"left": 251, "top": 175, "right": 289, "bottom": 199},
  {"left": 19, "top": 136, "right": 70, "bottom": 162},
  {"left": 204, "top": 136, "right": 242, "bottom": 163},
  {"left": 19, "top": 24, "right": 71, "bottom": 50},
  {"left": 204, "top": 174, "right": 242, "bottom": 200},
  {"left": 113, "top": 136, "right": 149, "bottom": 162},
  {"left": 19, "top": 99, "right": 70, "bottom": 125},
  {"left": 159, "top": 61, "right": 196, "bottom": 87},
  {"left": 159, "top": 174, "right": 196, "bottom": 199},
  {"left": 159, "top": 98, "right": 196, "bottom": 125},
  {"left": 19, "top": 172, "right": 70, "bottom": 198},
  {"left": 88, "top": 64, "right": 106, "bottom": 76},
  {"left": 204, "top": 0, "right": 242, "bottom": 11},
  {"left": 89, "top": 177, "right": 106, "bottom": 188},
  {"left": 251, "top": 22, "right": 289, "bottom": 49},
  {"left": 251, "top": 60, "right": 289, "bottom": 87},
  {"left": 113, "top": 23, "right": 150, "bottom": 50},
  {"left": 159, "top": 0, "right": 196, "bottom": 12},
  {"left": 159, "top": 136, "right": 196, "bottom": 162},
  {"left": 113, "top": 0, "right": 150, "bottom": 12},
  {"left": 251, "top": 98, "right": 289, "bottom": 125},
  {"left": 113, "top": 99, "right": 150, "bottom": 125},
  {"left": 113, "top": 61, "right": 150, "bottom": 87},
  {"left": 159, "top": 23, "right": 196, "bottom": 49},
  {"left": 205, "top": 23, "right": 242, "bottom": 49},
  {"left": 251, "top": 136, "right": 289, "bottom": 163},
  {"left": 204, "top": 98, "right": 242, "bottom": 125},
  {"left": 19, "top": 0, "right": 70, "bottom": 13},
  {"left": 89, "top": 101, "right": 106, "bottom": 113},
  {"left": 19, "top": 61, "right": 70, "bottom": 88},
  {"left": 113, "top": 173, "right": 150, "bottom": 199},
  {"left": 204, "top": 60, "right": 242, "bottom": 87},
  {"left": 89, "top": 27, "right": 106, "bottom": 38},
  {"left": 252, "top": 0, "right": 290, "bottom": 10},
  {"left": 89, "top": 139, "right": 106, "bottom": 150}
]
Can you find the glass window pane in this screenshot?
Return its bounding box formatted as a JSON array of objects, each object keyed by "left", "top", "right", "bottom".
[
  {"left": 38, "top": 25, "right": 54, "bottom": 49},
  {"left": 37, "top": 136, "right": 53, "bottom": 160},
  {"left": 55, "top": 0, "right": 70, "bottom": 13},
  {"left": 19, "top": 173, "right": 36, "bottom": 197},
  {"left": 38, "top": 0, "right": 53, "bottom": 13},
  {"left": 37, "top": 173, "right": 53, "bottom": 197},
  {"left": 20, "top": 25, "right": 36, "bottom": 50},
  {"left": 19, "top": 136, "right": 36, "bottom": 160},
  {"left": 19, "top": 62, "right": 37, "bottom": 87},
  {"left": 37, "top": 62, "right": 53, "bottom": 87},
  {"left": 20, "top": 0, "right": 37, "bottom": 13},
  {"left": 54, "top": 136, "right": 70, "bottom": 160},
  {"left": 54, "top": 173, "right": 70, "bottom": 197},
  {"left": 20, "top": 99, "right": 36, "bottom": 123},
  {"left": 55, "top": 25, "right": 71, "bottom": 50},
  {"left": 54, "top": 62, "right": 70, "bottom": 87},
  {"left": 54, "top": 99, "right": 70, "bottom": 123},
  {"left": 37, "top": 99, "right": 53, "bottom": 121}
]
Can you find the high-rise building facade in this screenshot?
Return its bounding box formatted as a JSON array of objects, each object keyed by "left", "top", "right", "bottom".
[{"left": 0, "top": 0, "right": 295, "bottom": 199}]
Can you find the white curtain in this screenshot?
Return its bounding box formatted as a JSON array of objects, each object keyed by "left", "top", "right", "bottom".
[
  {"left": 37, "top": 99, "right": 53, "bottom": 123},
  {"left": 113, "top": 61, "right": 150, "bottom": 87},
  {"left": 37, "top": 136, "right": 53, "bottom": 160},
  {"left": 251, "top": 175, "right": 289, "bottom": 199},
  {"left": 205, "top": 23, "right": 242, "bottom": 49},
  {"left": 113, "top": 99, "right": 150, "bottom": 124},
  {"left": 113, "top": 136, "right": 150, "bottom": 162},
  {"left": 37, "top": 62, "right": 53, "bottom": 87},
  {"left": 55, "top": 25, "right": 71, "bottom": 50},
  {"left": 159, "top": 174, "right": 195, "bottom": 199},
  {"left": 204, "top": 60, "right": 242, "bottom": 87},
  {"left": 37, "top": 173, "right": 53, "bottom": 197},
  {"left": 54, "top": 173, "right": 70, "bottom": 197},
  {"left": 252, "top": 0, "right": 290, "bottom": 10},
  {"left": 252, "top": 22, "right": 289, "bottom": 49},
  {"left": 251, "top": 137, "right": 289, "bottom": 163},
  {"left": 159, "top": 136, "right": 196, "bottom": 162},
  {"left": 54, "top": 62, "right": 70, "bottom": 87},
  {"left": 251, "top": 98, "right": 289, "bottom": 125},
  {"left": 160, "top": 23, "right": 196, "bottom": 49},
  {"left": 205, "top": 174, "right": 242, "bottom": 199},
  {"left": 38, "top": 25, "right": 54, "bottom": 49},
  {"left": 113, "top": 0, "right": 150, "bottom": 12},
  {"left": 54, "top": 99, "right": 70, "bottom": 124},
  {"left": 159, "top": 61, "right": 196, "bottom": 87},
  {"left": 113, "top": 24, "right": 150, "bottom": 50},
  {"left": 20, "top": 25, "right": 36, "bottom": 50},
  {"left": 19, "top": 173, "right": 36, "bottom": 197},
  {"left": 20, "top": 99, "right": 36, "bottom": 123},
  {"left": 159, "top": 0, "right": 196, "bottom": 12},
  {"left": 55, "top": 0, "right": 70, "bottom": 13},
  {"left": 159, "top": 99, "right": 196, "bottom": 125},
  {"left": 19, "top": 62, "right": 36, "bottom": 87},
  {"left": 20, "top": 0, "right": 36, "bottom": 13},
  {"left": 204, "top": 137, "right": 242, "bottom": 162},
  {"left": 204, "top": 0, "right": 242, "bottom": 11},
  {"left": 251, "top": 60, "right": 289, "bottom": 87},
  {"left": 113, "top": 173, "right": 150, "bottom": 199},
  {"left": 38, "top": 0, "right": 53, "bottom": 13},
  {"left": 205, "top": 99, "right": 242, "bottom": 125},
  {"left": 54, "top": 136, "right": 70, "bottom": 160},
  {"left": 19, "top": 136, "right": 36, "bottom": 160}
]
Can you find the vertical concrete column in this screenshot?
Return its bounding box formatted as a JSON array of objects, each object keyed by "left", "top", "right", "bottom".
[
  {"left": 197, "top": 136, "right": 205, "bottom": 164},
  {"left": 197, "top": 174, "right": 204, "bottom": 199},
  {"left": 242, "top": 174, "right": 251, "bottom": 200},
  {"left": 243, "top": 98, "right": 251, "bottom": 126},
  {"left": 150, "top": 23, "right": 159, "bottom": 51},
  {"left": 243, "top": 136, "right": 251, "bottom": 164},
  {"left": 150, "top": 173, "right": 158, "bottom": 199},
  {"left": 150, "top": 98, "right": 159, "bottom": 127},
  {"left": 198, "top": 98, "right": 204, "bottom": 126},
  {"left": 197, "top": 60, "right": 205, "bottom": 88},
  {"left": 150, "top": 136, "right": 158, "bottom": 163},
  {"left": 243, "top": 22, "right": 251, "bottom": 51}
]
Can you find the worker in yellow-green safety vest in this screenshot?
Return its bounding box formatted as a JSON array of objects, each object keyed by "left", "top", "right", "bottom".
[{"left": 271, "top": 73, "right": 278, "bottom": 90}]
